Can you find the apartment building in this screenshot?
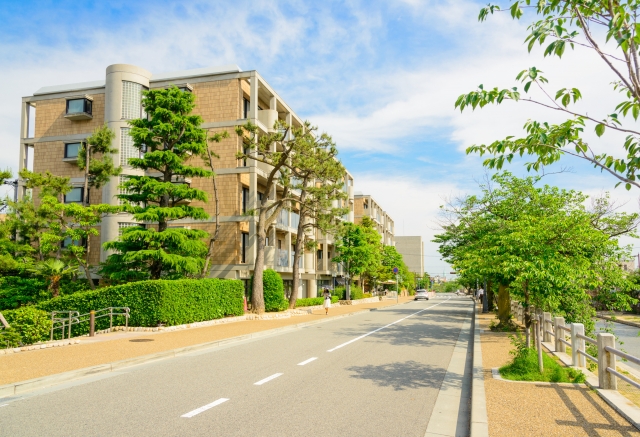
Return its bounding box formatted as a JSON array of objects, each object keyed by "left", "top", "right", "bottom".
[
  {"left": 394, "top": 236, "right": 424, "bottom": 276},
  {"left": 17, "top": 63, "right": 355, "bottom": 298},
  {"left": 353, "top": 193, "right": 394, "bottom": 246}
]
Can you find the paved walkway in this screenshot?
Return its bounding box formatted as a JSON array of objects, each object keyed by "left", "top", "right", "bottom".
[
  {"left": 478, "top": 304, "right": 638, "bottom": 436},
  {"left": 0, "top": 297, "right": 414, "bottom": 385}
]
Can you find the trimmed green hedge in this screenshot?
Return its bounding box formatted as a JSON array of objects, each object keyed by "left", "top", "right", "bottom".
[
  {"left": 333, "top": 285, "right": 364, "bottom": 300},
  {"left": 1, "top": 306, "right": 52, "bottom": 348},
  {"left": 295, "top": 296, "right": 339, "bottom": 307},
  {"left": 263, "top": 269, "right": 287, "bottom": 312},
  {"left": 37, "top": 278, "right": 244, "bottom": 336}
]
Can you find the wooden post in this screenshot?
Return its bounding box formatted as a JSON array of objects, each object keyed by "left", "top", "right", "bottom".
[
  {"left": 533, "top": 317, "right": 543, "bottom": 373},
  {"left": 89, "top": 311, "right": 95, "bottom": 337}
]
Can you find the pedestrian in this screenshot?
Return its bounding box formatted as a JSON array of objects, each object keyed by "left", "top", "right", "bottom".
[
  {"left": 477, "top": 287, "right": 484, "bottom": 304},
  {"left": 323, "top": 287, "right": 331, "bottom": 315}
]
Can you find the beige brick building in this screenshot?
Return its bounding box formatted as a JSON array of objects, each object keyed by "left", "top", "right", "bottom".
[
  {"left": 353, "top": 193, "right": 394, "bottom": 246},
  {"left": 18, "top": 64, "right": 356, "bottom": 298}
]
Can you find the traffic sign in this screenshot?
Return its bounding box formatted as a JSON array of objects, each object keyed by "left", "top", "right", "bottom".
[{"left": 393, "top": 267, "right": 398, "bottom": 274}]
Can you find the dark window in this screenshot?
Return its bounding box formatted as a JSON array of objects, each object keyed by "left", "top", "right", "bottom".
[
  {"left": 243, "top": 98, "right": 250, "bottom": 119},
  {"left": 258, "top": 192, "right": 263, "bottom": 202},
  {"left": 178, "top": 86, "right": 192, "bottom": 93},
  {"left": 317, "top": 249, "right": 323, "bottom": 259},
  {"left": 65, "top": 142, "right": 82, "bottom": 159},
  {"left": 242, "top": 187, "right": 249, "bottom": 213},
  {"left": 66, "top": 98, "right": 92, "bottom": 115},
  {"left": 61, "top": 237, "right": 84, "bottom": 248},
  {"left": 241, "top": 232, "right": 249, "bottom": 263},
  {"left": 243, "top": 146, "right": 249, "bottom": 167},
  {"left": 64, "top": 187, "right": 84, "bottom": 204}
]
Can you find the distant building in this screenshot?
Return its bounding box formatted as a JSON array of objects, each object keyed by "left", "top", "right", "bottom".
[
  {"left": 394, "top": 236, "right": 424, "bottom": 276},
  {"left": 619, "top": 260, "right": 637, "bottom": 272},
  {"left": 353, "top": 193, "right": 394, "bottom": 246}
]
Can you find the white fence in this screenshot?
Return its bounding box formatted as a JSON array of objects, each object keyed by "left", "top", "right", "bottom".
[{"left": 510, "top": 301, "right": 640, "bottom": 391}]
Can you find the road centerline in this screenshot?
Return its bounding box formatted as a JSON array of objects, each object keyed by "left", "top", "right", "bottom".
[
  {"left": 327, "top": 297, "right": 452, "bottom": 352},
  {"left": 181, "top": 398, "right": 229, "bottom": 418},
  {"left": 254, "top": 373, "right": 283, "bottom": 385},
  {"left": 297, "top": 357, "right": 318, "bottom": 366}
]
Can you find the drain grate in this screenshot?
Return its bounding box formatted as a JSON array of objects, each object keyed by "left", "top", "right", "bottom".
[{"left": 129, "top": 339, "right": 154, "bottom": 342}]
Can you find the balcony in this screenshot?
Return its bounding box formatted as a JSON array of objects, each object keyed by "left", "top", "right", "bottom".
[
  {"left": 277, "top": 209, "right": 289, "bottom": 228},
  {"left": 258, "top": 109, "right": 278, "bottom": 132},
  {"left": 265, "top": 246, "right": 275, "bottom": 266},
  {"left": 291, "top": 212, "right": 300, "bottom": 230}
]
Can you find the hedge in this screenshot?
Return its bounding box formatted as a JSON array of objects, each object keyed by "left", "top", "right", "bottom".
[
  {"left": 263, "top": 269, "right": 288, "bottom": 312},
  {"left": 37, "top": 278, "right": 244, "bottom": 337},
  {"left": 1, "top": 306, "right": 52, "bottom": 348},
  {"left": 333, "top": 285, "right": 364, "bottom": 300},
  {"left": 295, "top": 296, "right": 339, "bottom": 307}
]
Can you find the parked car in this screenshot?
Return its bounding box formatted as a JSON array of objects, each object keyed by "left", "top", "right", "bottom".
[{"left": 414, "top": 289, "right": 429, "bottom": 301}]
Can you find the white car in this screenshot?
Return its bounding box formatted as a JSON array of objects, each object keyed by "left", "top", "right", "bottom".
[{"left": 414, "top": 289, "right": 429, "bottom": 301}]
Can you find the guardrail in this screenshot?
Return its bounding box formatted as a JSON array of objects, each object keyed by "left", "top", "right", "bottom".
[
  {"left": 50, "top": 307, "right": 130, "bottom": 341},
  {"left": 510, "top": 301, "right": 640, "bottom": 391}
]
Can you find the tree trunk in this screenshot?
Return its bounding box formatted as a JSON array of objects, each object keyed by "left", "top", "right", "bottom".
[
  {"left": 487, "top": 280, "right": 495, "bottom": 311},
  {"left": 251, "top": 208, "right": 267, "bottom": 313},
  {"left": 523, "top": 281, "right": 531, "bottom": 348},
  {"left": 497, "top": 284, "right": 510, "bottom": 324},
  {"left": 83, "top": 146, "right": 90, "bottom": 207},
  {"left": 201, "top": 149, "right": 220, "bottom": 278}
]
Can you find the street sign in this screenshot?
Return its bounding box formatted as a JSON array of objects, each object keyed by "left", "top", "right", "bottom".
[{"left": 393, "top": 267, "right": 398, "bottom": 274}]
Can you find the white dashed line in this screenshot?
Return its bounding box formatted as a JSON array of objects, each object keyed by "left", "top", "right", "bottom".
[
  {"left": 327, "top": 297, "right": 452, "bottom": 352},
  {"left": 181, "top": 398, "right": 229, "bottom": 418},
  {"left": 254, "top": 373, "right": 283, "bottom": 385},
  {"left": 297, "top": 357, "right": 318, "bottom": 366}
]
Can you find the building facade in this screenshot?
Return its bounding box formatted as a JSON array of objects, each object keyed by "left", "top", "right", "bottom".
[
  {"left": 353, "top": 193, "right": 394, "bottom": 246},
  {"left": 18, "top": 63, "right": 356, "bottom": 298},
  {"left": 394, "top": 236, "right": 424, "bottom": 277}
]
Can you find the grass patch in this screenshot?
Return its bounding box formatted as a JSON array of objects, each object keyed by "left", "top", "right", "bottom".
[{"left": 499, "top": 334, "right": 586, "bottom": 383}]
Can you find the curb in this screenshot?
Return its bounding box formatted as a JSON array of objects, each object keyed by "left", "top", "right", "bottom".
[
  {"left": 598, "top": 314, "right": 640, "bottom": 329},
  {"left": 470, "top": 305, "right": 490, "bottom": 437},
  {"left": 0, "top": 299, "right": 415, "bottom": 400}
]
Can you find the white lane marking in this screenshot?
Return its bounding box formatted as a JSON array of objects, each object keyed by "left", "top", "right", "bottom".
[
  {"left": 181, "top": 398, "right": 229, "bottom": 418},
  {"left": 0, "top": 404, "right": 7, "bottom": 408},
  {"left": 254, "top": 373, "right": 283, "bottom": 385},
  {"left": 297, "top": 357, "right": 318, "bottom": 366},
  {"left": 327, "top": 297, "right": 452, "bottom": 352}
]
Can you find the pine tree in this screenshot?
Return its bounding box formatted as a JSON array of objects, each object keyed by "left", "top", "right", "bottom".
[
  {"left": 101, "top": 87, "right": 212, "bottom": 280},
  {"left": 78, "top": 124, "right": 121, "bottom": 206}
]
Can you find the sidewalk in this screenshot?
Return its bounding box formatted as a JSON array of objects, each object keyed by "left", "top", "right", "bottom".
[
  {"left": 478, "top": 305, "right": 637, "bottom": 436},
  {"left": 0, "top": 296, "right": 414, "bottom": 386}
]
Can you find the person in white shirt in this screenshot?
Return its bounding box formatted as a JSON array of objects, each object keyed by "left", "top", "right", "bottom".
[{"left": 476, "top": 288, "right": 484, "bottom": 303}]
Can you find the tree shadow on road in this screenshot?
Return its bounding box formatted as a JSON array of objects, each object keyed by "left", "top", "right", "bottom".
[{"left": 345, "top": 360, "right": 446, "bottom": 391}]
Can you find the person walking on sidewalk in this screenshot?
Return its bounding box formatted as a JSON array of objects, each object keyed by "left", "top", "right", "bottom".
[
  {"left": 476, "top": 287, "right": 484, "bottom": 304},
  {"left": 323, "top": 288, "right": 332, "bottom": 315}
]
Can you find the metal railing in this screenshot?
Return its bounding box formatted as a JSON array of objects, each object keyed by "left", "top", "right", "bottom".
[
  {"left": 50, "top": 307, "right": 130, "bottom": 341},
  {"left": 510, "top": 300, "right": 640, "bottom": 391}
]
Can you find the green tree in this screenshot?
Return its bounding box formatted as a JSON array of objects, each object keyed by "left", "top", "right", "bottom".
[
  {"left": 32, "top": 259, "right": 76, "bottom": 298},
  {"left": 457, "top": 2, "right": 640, "bottom": 190},
  {"left": 435, "top": 173, "right": 636, "bottom": 345},
  {"left": 236, "top": 121, "right": 300, "bottom": 313},
  {"left": 288, "top": 127, "right": 347, "bottom": 308},
  {"left": 78, "top": 124, "right": 120, "bottom": 206},
  {"left": 101, "top": 87, "right": 212, "bottom": 280},
  {"left": 378, "top": 245, "right": 412, "bottom": 291}
]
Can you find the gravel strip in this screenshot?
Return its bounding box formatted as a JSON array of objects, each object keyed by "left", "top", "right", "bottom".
[{"left": 478, "top": 307, "right": 638, "bottom": 436}]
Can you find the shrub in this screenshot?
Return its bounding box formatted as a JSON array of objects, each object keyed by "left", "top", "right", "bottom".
[
  {"left": 333, "top": 285, "right": 364, "bottom": 300},
  {"left": 295, "top": 296, "right": 339, "bottom": 307},
  {"left": 37, "top": 278, "right": 244, "bottom": 336},
  {"left": 2, "top": 306, "right": 52, "bottom": 347},
  {"left": 263, "top": 269, "right": 287, "bottom": 312},
  {"left": 363, "top": 293, "right": 372, "bottom": 298},
  {"left": 0, "top": 276, "right": 48, "bottom": 310},
  {"left": 0, "top": 327, "right": 22, "bottom": 349}
]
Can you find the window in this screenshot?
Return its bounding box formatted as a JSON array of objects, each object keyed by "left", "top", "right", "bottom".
[
  {"left": 363, "top": 202, "right": 368, "bottom": 209},
  {"left": 317, "top": 249, "right": 323, "bottom": 259},
  {"left": 243, "top": 98, "right": 250, "bottom": 119},
  {"left": 61, "top": 237, "right": 83, "bottom": 248},
  {"left": 178, "top": 84, "right": 193, "bottom": 93},
  {"left": 258, "top": 192, "right": 263, "bottom": 202},
  {"left": 122, "top": 81, "right": 144, "bottom": 120},
  {"left": 65, "top": 97, "right": 93, "bottom": 120},
  {"left": 242, "top": 187, "right": 249, "bottom": 213},
  {"left": 64, "top": 142, "right": 82, "bottom": 159},
  {"left": 241, "top": 232, "right": 249, "bottom": 263},
  {"left": 64, "top": 187, "right": 84, "bottom": 204},
  {"left": 118, "top": 222, "right": 143, "bottom": 236},
  {"left": 120, "top": 128, "right": 138, "bottom": 166}
]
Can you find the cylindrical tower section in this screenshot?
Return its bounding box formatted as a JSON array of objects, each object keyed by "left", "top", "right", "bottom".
[{"left": 101, "top": 64, "right": 152, "bottom": 262}]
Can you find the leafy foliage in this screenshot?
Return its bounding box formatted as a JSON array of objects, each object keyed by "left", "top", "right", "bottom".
[
  {"left": 294, "top": 296, "right": 339, "bottom": 307},
  {"left": 2, "top": 306, "right": 52, "bottom": 348},
  {"left": 77, "top": 124, "right": 121, "bottom": 195},
  {"left": 460, "top": 1, "right": 640, "bottom": 190}
]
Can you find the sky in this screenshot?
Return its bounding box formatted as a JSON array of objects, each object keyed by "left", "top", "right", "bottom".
[{"left": 0, "top": 0, "right": 639, "bottom": 277}]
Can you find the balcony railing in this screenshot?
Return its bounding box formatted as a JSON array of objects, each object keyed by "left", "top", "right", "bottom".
[
  {"left": 277, "top": 249, "right": 289, "bottom": 267},
  {"left": 291, "top": 212, "right": 300, "bottom": 229},
  {"left": 277, "top": 209, "right": 289, "bottom": 227}
]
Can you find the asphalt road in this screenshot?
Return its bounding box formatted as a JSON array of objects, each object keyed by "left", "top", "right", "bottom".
[{"left": 0, "top": 294, "right": 473, "bottom": 437}]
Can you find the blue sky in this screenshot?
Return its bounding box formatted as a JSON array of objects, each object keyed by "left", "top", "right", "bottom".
[{"left": 1, "top": 0, "right": 638, "bottom": 276}]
